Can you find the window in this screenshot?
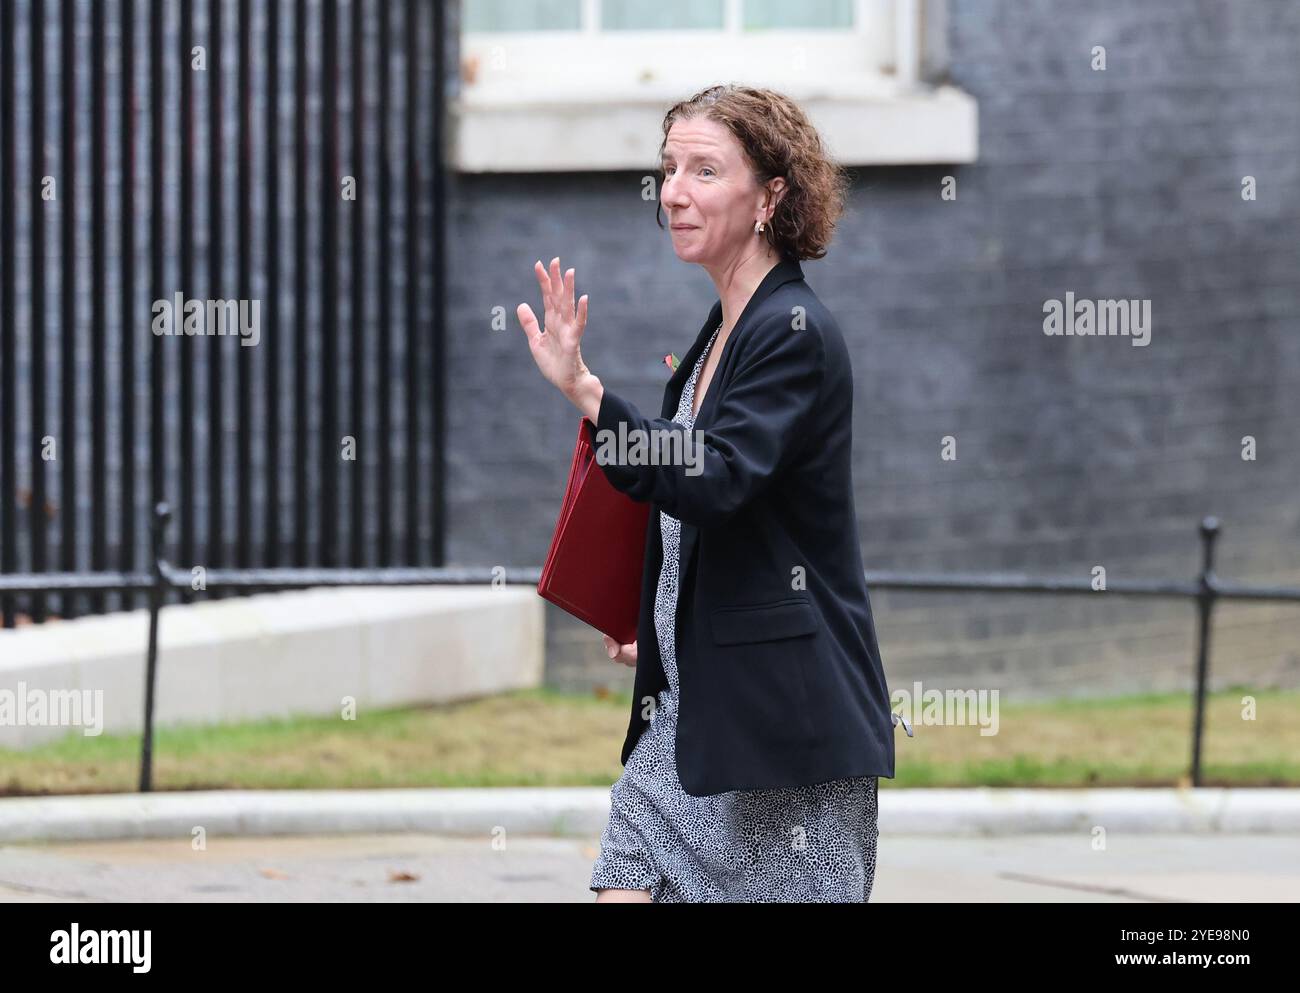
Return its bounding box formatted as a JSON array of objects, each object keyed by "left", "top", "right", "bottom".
[
  {"left": 455, "top": 0, "right": 977, "bottom": 171},
  {"left": 466, "top": 0, "right": 860, "bottom": 32}
]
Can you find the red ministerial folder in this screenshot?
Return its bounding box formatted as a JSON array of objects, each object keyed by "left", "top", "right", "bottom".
[{"left": 537, "top": 417, "right": 650, "bottom": 646}]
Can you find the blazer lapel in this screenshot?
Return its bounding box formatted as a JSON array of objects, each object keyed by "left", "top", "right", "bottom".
[
  {"left": 662, "top": 301, "right": 723, "bottom": 419},
  {"left": 676, "top": 257, "right": 806, "bottom": 576},
  {"left": 691, "top": 258, "right": 804, "bottom": 435}
]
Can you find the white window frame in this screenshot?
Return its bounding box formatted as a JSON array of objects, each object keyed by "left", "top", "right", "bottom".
[{"left": 452, "top": 0, "right": 977, "bottom": 171}]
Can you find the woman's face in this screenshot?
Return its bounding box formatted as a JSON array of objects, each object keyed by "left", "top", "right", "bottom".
[{"left": 660, "top": 117, "right": 774, "bottom": 267}]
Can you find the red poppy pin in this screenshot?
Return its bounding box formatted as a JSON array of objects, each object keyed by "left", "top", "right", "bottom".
[{"left": 664, "top": 353, "right": 680, "bottom": 373}]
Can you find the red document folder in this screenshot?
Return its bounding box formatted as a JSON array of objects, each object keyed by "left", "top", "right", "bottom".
[{"left": 537, "top": 417, "right": 650, "bottom": 646}]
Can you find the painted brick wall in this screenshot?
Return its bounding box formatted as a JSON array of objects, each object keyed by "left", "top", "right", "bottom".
[{"left": 444, "top": 0, "right": 1300, "bottom": 700}]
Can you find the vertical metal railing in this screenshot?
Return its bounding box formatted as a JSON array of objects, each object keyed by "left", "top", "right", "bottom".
[
  {"left": 0, "top": 0, "right": 447, "bottom": 629},
  {"left": 291, "top": 0, "right": 309, "bottom": 569},
  {"left": 377, "top": 0, "right": 393, "bottom": 564},
  {"left": 207, "top": 0, "right": 225, "bottom": 599},
  {"left": 405, "top": 0, "right": 421, "bottom": 566},
  {"left": 236, "top": 0, "right": 253, "bottom": 589},
  {"left": 264, "top": 0, "right": 282, "bottom": 571},
  {"left": 140, "top": 503, "right": 169, "bottom": 793},
  {"left": 149, "top": 0, "right": 167, "bottom": 609},
  {"left": 0, "top": 0, "right": 15, "bottom": 629},
  {"left": 430, "top": 0, "right": 447, "bottom": 569},
  {"left": 58, "top": 0, "right": 77, "bottom": 620},
  {"left": 1190, "top": 517, "right": 1220, "bottom": 787},
  {"left": 321, "top": 0, "right": 339, "bottom": 568},
  {"left": 90, "top": 0, "right": 108, "bottom": 616},
  {"left": 120, "top": 0, "right": 139, "bottom": 617},
  {"left": 178, "top": 0, "right": 195, "bottom": 604},
  {"left": 349, "top": 0, "right": 365, "bottom": 569}
]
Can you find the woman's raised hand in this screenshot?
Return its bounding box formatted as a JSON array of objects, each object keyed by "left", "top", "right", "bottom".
[
  {"left": 517, "top": 257, "right": 591, "bottom": 401},
  {"left": 602, "top": 634, "right": 637, "bottom": 668}
]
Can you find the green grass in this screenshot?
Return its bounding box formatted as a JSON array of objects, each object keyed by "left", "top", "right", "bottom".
[
  {"left": 1, "top": 685, "right": 1297, "bottom": 796},
  {"left": 888, "top": 687, "right": 1300, "bottom": 787}
]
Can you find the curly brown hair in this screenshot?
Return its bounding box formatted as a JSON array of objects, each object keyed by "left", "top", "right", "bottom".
[{"left": 654, "top": 84, "right": 851, "bottom": 262}]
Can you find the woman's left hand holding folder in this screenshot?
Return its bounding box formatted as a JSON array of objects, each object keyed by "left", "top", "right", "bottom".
[{"left": 602, "top": 634, "right": 637, "bottom": 669}]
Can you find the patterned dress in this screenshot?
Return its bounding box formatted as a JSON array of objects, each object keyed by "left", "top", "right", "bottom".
[{"left": 589, "top": 321, "right": 880, "bottom": 903}]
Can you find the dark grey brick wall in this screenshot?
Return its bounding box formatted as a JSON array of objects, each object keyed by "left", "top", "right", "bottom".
[{"left": 444, "top": 0, "right": 1300, "bottom": 699}]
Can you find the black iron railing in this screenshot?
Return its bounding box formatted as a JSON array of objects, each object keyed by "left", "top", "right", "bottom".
[{"left": 2, "top": 510, "right": 1297, "bottom": 791}]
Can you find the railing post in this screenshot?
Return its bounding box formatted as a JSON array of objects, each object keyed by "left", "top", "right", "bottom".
[
  {"left": 140, "top": 501, "right": 171, "bottom": 793},
  {"left": 1189, "top": 515, "right": 1220, "bottom": 788}
]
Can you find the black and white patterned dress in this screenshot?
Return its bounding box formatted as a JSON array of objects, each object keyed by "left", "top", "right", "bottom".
[{"left": 589, "top": 322, "right": 880, "bottom": 903}]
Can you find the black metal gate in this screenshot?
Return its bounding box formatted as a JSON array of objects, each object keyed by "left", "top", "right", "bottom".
[{"left": 0, "top": 0, "right": 448, "bottom": 627}]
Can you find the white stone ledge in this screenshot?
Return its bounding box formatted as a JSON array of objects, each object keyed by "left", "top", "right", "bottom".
[
  {"left": 452, "top": 83, "right": 978, "bottom": 172},
  {"left": 0, "top": 586, "right": 544, "bottom": 750}
]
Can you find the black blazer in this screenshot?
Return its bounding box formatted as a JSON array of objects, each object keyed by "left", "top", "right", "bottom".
[{"left": 589, "top": 257, "right": 897, "bottom": 797}]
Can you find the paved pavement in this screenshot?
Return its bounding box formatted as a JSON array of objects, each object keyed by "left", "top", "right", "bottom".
[{"left": 2, "top": 831, "right": 1297, "bottom": 902}]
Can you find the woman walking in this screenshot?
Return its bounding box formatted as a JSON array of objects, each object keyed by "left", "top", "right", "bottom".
[{"left": 518, "top": 85, "right": 899, "bottom": 903}]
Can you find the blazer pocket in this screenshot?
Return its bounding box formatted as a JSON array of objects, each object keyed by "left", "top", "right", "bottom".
[{"left": 710, "top": 597, "right": 818, "bottom": 645}]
